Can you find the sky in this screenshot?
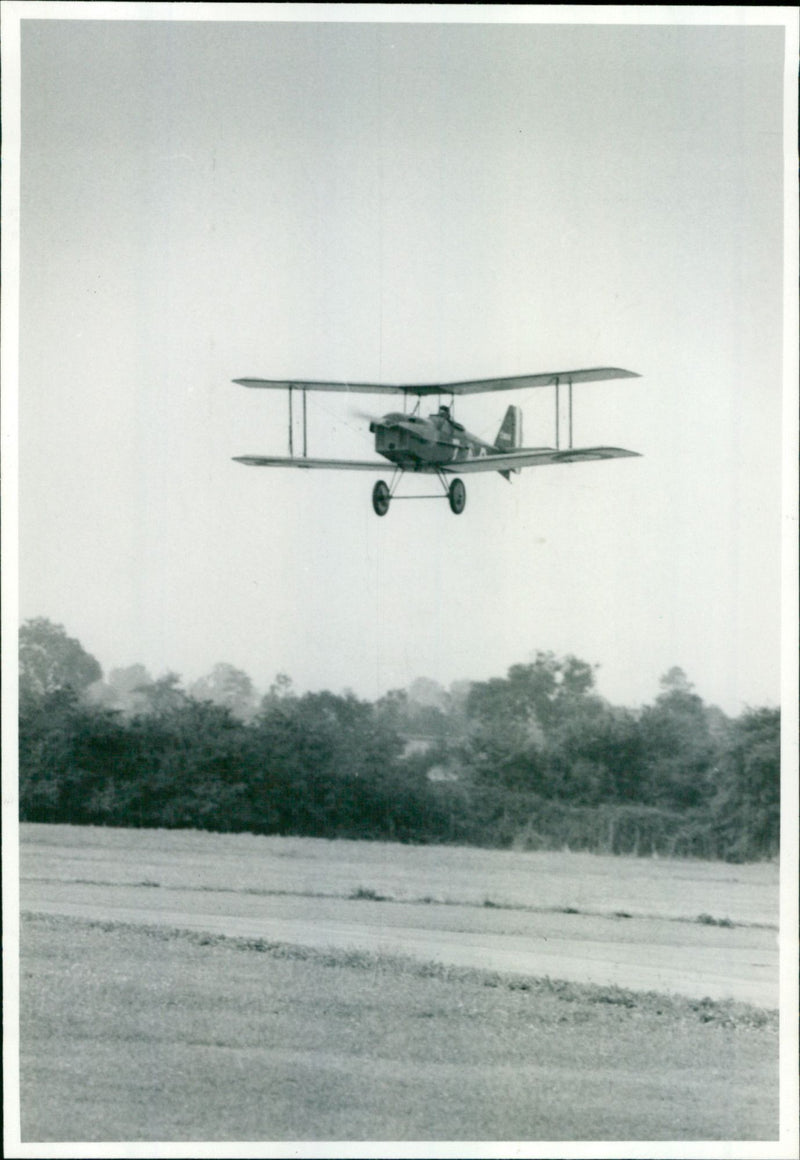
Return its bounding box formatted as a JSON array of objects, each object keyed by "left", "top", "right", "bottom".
[{"left": 11, "top": 8, "right": 794, "bottom": 716}]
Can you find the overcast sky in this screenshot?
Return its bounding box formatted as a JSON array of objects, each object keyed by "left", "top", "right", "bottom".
[{"left": 14, "top": 9, "right": 791, "bottom": 714}]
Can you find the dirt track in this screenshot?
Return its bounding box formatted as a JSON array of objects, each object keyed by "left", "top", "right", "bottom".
[{"left": 20, "top": 826, "right": 779, "bottom": 1007}]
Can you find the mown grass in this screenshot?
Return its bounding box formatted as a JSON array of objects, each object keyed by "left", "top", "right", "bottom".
[
  {"left": 21, "top": 822, "right": 779, "bottom": 928},
  {"left": 25, "top": 873, "right": 765, "bottom": 931},
  {"left": 19, "top": 912, "right": 778, "bottom": 1142}
]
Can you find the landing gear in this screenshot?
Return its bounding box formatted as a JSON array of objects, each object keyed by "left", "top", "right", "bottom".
[
  {"left": 372, "top": 479, "right": 391, "bottom": 516},
  {"left": 448, "top": 477, "right": 466, "bottom": 515},
  {"left": 370, "top": 472, "right": 466, "bottom": 515}
]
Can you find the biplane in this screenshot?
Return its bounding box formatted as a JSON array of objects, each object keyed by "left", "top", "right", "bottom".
[{"left": 233, "top": 367, "right": 641, "bottom": 515}]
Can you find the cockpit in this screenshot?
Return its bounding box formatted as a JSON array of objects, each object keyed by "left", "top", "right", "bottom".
[{"left": 433, "top": 404, "right": 464, "bottom": 431}]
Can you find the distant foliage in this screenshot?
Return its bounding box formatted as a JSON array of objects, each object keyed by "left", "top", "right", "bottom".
[
  {"left": 18, "top": 625, "right": 780, "bottom": 861},
  {"left": 19, "top": 619, "right": 102, "bottom": 701},
  {"left": 189, "top": 664, "right": 257, "bottom": 722},
  {"left": 710, "top": 707, "right": 780, "bottom": 860}
]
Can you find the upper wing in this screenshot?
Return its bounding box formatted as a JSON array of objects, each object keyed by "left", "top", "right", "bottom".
[
  {"left": 234, "top": 367, "right": 639, "bottom": 398},
  {"left": 233, "top": 455, "right": 392, "bottom": 471},
  {"left": 443, "top": 446, "right": 641, "bottom": 474},
  {"left": 235, "top": 378, "right": 412, "bottom": 396},
  {"left": 429, "top": 368, "right": 639, "bottom": 396}
]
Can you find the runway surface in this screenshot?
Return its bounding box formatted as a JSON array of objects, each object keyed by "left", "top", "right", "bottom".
[{"left": 22, "top": 839, "right": 779, "bottom": 1008}]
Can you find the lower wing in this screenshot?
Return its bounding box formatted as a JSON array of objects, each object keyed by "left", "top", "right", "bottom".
[
  {"left": 443, "top": 446, "right": 641, "bottom": 474},
  {"left": 233, "top": 455, "right": 391, "bottom": 471},
  {"left": 233, "top": 447, "right": 640, "bottom": 473}
]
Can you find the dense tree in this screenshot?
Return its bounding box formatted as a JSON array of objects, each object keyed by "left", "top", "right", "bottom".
[
  {"left": 118, "top": 698, "right": 259, "bottom": 830},
  {"left": 462, "top": 653, "right": 602, "bottom": 794},
  {"left": 467, "top": 653, "right": 599, "bottom": 731},
  {"left": 17, "top": 622, "right": 780, "bottom": 859},
  {"left": 375, "top": 683, "right": 452, "bottom": 743},
  {"left": 189, "top": 663, "right": 257, "bottom": 721},
  {"left": 19, "top": 618, "right": 102, "bottom": 701},
  {"left": 87, "top": 664, "right": 154, "bottom": 714},
  {"left": 19, "top": 689, "right": 126, "bottom": 823},
  {"left": 374, "top": 688, "right": 411, "bottom": 734},
  {"left": 109, "top": 664, "right": 153, "bottom": 696},
  {"left": 253, "top": 689, "right": 413, "bottom": 837},
  {"left": 638, "top": 668, "right": 715, "bottom": 809},
  {"left": 133, "top": 672, "right": 188, "bottom": 716},
  {"left": 711, "top": 707, "right": 780, "bottom": 860},
  {"left": 545, "top": 698, "right": 623, "bottom": 805},
  {"left": 259, "top": 672, "right": 296, "bottom": 712}
]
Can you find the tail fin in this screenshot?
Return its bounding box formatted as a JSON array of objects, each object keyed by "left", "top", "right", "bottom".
[{"left": 494, "top": 405, "right": 522, "bottom": 480}]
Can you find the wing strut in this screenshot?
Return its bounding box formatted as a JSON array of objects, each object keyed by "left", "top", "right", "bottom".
[
  {"left": 555, "top": 380, "right": 560, "bottom": 449},
  {"left": 302, "top": 389, "right": 307, "bottom": 457},
  {"left": 286, "top": 386, "right": 309, "bottom": 458},
  {"left": 553, "top": 375, "right": 576, "bottom": 450},
  {"left": 569, "top": 378, "right": 573, "bottom": 449}
]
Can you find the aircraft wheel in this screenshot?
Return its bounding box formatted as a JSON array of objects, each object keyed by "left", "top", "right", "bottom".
[
  {"left": 448, "top": 477, "right": 466, "bottom": 515},
  {"left": 372, "top": 480, "right": 391, "bottom": 516}
]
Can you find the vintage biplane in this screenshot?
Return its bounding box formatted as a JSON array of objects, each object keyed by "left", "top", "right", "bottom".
[{"left": 233, "top": 367, "right": 640, "bottom": 515}]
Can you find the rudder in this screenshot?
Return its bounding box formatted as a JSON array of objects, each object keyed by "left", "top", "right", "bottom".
[{"left": 495, "top": 405, "right": 522, "bottom": 478}]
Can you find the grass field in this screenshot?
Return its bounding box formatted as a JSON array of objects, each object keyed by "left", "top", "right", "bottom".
[
  {"left": 20, "top": 912, "right": 777, "bottom": 1142},
  {"left": 17, "top": 824, "right": 781, "bottom": 1143},
  {"left": 22, "top": 822, "right": 779, "bottom": 923}
]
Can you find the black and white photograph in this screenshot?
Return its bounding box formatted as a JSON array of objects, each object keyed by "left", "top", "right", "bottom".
[{"left": 3, "top": 3, "right": 798, "bottom": 1156}]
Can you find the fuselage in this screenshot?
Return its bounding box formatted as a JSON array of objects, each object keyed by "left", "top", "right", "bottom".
[{"left": 370, "top": 408, "right": 495, "bottom": 471}]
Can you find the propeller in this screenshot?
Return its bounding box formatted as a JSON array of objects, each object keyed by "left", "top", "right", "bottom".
[
  {"left": 350, "top": 406, "right": 411, "bottom": 431},
  {"left": 350, "top": 406, "right": 385, "bottom": 424}
]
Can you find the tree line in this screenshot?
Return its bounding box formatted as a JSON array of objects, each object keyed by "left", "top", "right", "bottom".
[{"left": 18, "top": 618, "right": 780, "bottom": 860}]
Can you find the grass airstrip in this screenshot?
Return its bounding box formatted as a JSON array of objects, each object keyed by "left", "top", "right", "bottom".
[{"left": 18, "top": 825, "right": 779, "bottom": 1142}]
